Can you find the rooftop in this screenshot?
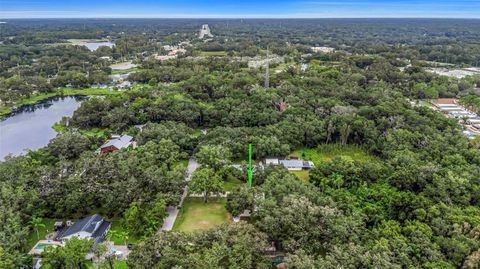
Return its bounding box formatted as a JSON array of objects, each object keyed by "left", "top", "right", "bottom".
[{"left": 100, "top": 135, "right": 133, "bottom": 150}]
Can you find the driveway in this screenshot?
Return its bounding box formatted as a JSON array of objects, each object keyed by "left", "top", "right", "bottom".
[{"left": 161, "top": 157, "right": 199, "bottom": 231}]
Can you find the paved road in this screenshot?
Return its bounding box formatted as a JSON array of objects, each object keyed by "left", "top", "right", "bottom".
[{"left": 161, "top": 157, "right": 199, "bottom": 231}]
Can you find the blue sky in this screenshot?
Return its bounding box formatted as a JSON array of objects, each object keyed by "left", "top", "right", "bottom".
[{"left": 1, "top": 0, "right": 479, "bottom": 19}]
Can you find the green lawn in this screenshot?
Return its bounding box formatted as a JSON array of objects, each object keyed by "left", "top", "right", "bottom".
[
  {"left": 173, "top": 198, "right": 231, "bottom": 232},
  {"left": 289, "top": 144, "right": 376, "bottom": 182},
  {"left": 420, "top": 100, "right": 434, "bottom": 107},
  {"left": 196, "top": 51, "right": 228, "bottom": 57},
  {"left": 223, "top": 177, "right": 244, "bottom": 192},
  {"left": 192, "top": 129, "right": 203, "bottom": 137},
  {"left": 26, "top": 218, "right": 56, "bottom": 250},
  {"left": 86, "top": 260, "right": 128, "bottom": 269},
  {"left": 57, "top": 87, "right": 121, "bottom": 96},
  {"left": 111, "top": 67, "right": 142, "bottom": 75},
  {"left": 290, "top": 170, "right": 310, "bottom": 183},
  {"left": 290, "top": 144, "right": 376, "bottom": 165},
  {"left": 80, "top": 128, "right": 111, "bottom": 139}
]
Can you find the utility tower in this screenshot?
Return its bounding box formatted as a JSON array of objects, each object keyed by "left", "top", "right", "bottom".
[
  {"left": 248, "top": 144, "right": 253, "bottom": 188},
  {"left": 265, "top": 46, "right": 270, "bottom": 88}
]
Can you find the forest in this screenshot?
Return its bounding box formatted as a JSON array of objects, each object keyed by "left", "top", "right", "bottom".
[{"left": 1, "top": 19, "right": 480, "bottom": 268}]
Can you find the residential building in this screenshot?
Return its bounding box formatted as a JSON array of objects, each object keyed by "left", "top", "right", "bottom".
[
  {"left": 56, "top": 214, "right": 110, "bottom": 244},
  {"left": 100, "top": 135, "right": 133, "bottom": 153},
  {"left": 264, "top": 158, "right": 314, "bottom": 170}
]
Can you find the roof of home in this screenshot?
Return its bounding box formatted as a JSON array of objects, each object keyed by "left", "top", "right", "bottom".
[
  {"left": 279, "top": 159, "right": 305, "bottom": 167},
  {"left": 279, "top": 159, "right": 315, "bottom": 168},
  {"left": 91, "top": 220, "right": 111, "bottom": 243},
  {"left": 101, "top": 135, "right": 133, "bottom": 150},
  {"left": 58, "top": 214, "right": 105, "bottom": 238}
]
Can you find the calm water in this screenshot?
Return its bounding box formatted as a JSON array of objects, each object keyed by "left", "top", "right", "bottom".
[
  {"left": 84, "top": 41, "right": 113, "bottom": 51},
  {"left": 0, "top": 96, "right": 84, "bottom": 160}
]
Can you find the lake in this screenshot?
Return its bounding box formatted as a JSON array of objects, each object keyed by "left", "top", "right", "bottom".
[
  {"left": 68, "top": 39, "right": 114, "bottom": 51},
  {"left": 0, "top": 96, "right": 84, "bottom": 160},
  {"left": 84, "top": 41, "right": 114, "bottom": 51}
]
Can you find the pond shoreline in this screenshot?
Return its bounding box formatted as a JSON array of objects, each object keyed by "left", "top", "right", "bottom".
[
  {"left": 0, "top": 88, "right": 120, "bottom": 120},
  {"left": 0, "top": 96, "right": 85, "bottom": 160}
]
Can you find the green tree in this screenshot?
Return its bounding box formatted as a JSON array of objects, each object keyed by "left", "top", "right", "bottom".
[
  {"left": 195, "top": 145, "right": 231, "bottom": 171},
  {"left": 42, "top": 238, "right": 93, "bottom": 269},
  {"left": 226, "top": 185, "right": 254, "bottom": 217},
  {"left": 30, "top": 217, "right": 46, "bottom": 241},
  {"left": 189, "top": 168, "right": 223, "bottom": 203}
]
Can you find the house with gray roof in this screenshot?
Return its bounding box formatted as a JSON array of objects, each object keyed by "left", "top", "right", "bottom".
[
  {"left": 56, "top": 214, "right": 110, "bottom": 244},
  {"left": 279, "top": 159, "right": 315, "bottom": 170},
  {"left": 100, "top": 135, "right": 133, "bottom": 153},
  {"left": 265, "top": 158, "right": 315, "bottom": 170}
]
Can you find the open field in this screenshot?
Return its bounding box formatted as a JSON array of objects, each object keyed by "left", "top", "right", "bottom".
[
  {"left": 173, "top": 198, "right": 230, "bottom": 232},
  {"left": 289, "top": 170, "right": 310, "bottom": 182},
  {"left": 289, "top": 144, "right": 376, "bottom": 181},
  {"left": 291, "top": 144, "right": 375, "bottom": 165},
  {"left": 195, "top": 51, "right": 228, "bottom": 57},
  {"left": 111, "top": 67, "right": 142, "bottom": 75}
]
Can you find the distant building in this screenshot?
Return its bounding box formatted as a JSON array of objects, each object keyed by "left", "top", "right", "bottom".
[
  {"left": 311, "top": 46, "right": 335, "bottom": 53},
  {"left": 264, "top": 158, "right": 314, "bottom": 171},
  {"left": 56, "top": 214, "right": 110, "bottom": 244},
  {"left": 100, "top": 135, "right": 133, "bottom": 153},
  {"left": 199, "top": 24, "right": 213, "bottom": 39},
  {"left": 228, "top": 157, "right": 314, "bottom": 172}
]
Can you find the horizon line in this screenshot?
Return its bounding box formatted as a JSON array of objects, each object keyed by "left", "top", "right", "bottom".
[{"left": 2, "top": 17, "right": 480, "bottom": 20}]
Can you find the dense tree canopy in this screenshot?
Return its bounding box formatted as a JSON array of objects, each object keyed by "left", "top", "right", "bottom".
[{"left": 1, "top": 19, "right": 480, "bottom": 268}]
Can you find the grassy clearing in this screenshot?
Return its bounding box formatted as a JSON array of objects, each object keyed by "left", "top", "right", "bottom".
[
  {"left": 290, "top": 144, "right": 375, "bottom": 165},
  {"left": 223, "top": 177, "right": 244, "bottom": 192},
  {"left": 86, "top": 260, "right": 128, "bottom": 269},
  {"left": 80, "top": 128, "right": 111, "bottom": 139},
  {"left": 192, "top": 129, "right": 203, "bottom": 137},
  {"left": 173, "top": 198, "right": 230, "bottom": 232},
  {"left": 288, "top": 144, "right": 374, "bottom": 182},
  {"left": 111, "top": 67, "right": 142, "bottom": 75},
  {"left": 290, "top": 170, "right": 310, "bottom": 183},
  {"left": 57, "top": 87, "right": 121, "bottom": 96},
  {"left": 196, "top": 51, "right": 228, "bottom": 57},
  {"left": 419, "top": 100, "right": 433, "bottom": 107},
  {"left": 26, "top": 218, "right": 56, "bottom": 250}
]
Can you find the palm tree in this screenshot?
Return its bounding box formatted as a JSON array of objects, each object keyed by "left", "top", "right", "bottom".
[
  {"left": 30, "top": 217, "right": 46, "bottom": 241},
  {"left": 120, "top": 231, "right": 129, "bottom": 246}
]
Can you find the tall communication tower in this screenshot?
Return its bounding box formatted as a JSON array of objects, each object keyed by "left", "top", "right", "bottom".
[
  {"left": 265, "top": 46, "right": 270, "bottom": 88},
  {"left": 248, "top": 144, "right": 253, "bottom": 188}
]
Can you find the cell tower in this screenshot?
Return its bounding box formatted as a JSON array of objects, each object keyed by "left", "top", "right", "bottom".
[
  {"left": 248, "top": 144, "right": 253, "bottom": 188},
  {"left": 265, "top": 47, "right": 270, "bottom": 88}
]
